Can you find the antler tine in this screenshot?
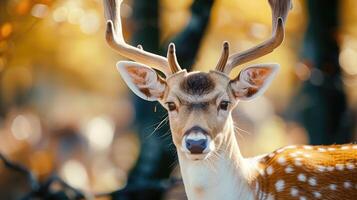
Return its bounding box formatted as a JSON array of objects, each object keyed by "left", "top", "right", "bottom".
[
  {"left": 167, "top": 43, "right": 182, "bottom": 73},
  {"left": 269, "top": 0, "right": 292, "bottom": 31},
  {"left": 223, "top": 0, "right": 292, "bottom": 74},
  {"left": 104, "top": 0, "right": 171, "bottom": 76},
  {"left": 215, "top": 41, "right": 230, "bottom": 72}
]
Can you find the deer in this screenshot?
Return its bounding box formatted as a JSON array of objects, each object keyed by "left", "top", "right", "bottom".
[{"left": 103, "top": 0, "right": 357, "bottom": 199}]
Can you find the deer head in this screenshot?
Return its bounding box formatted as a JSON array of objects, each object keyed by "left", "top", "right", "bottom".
[{"left": 104, "top": 0, "right": 291, "bottom": 161}]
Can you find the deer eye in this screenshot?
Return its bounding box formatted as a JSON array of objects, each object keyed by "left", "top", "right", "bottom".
[
  {"left": 219, "top": 101, "right": 230, "bottom": 111},
  {"left": 166, "top": 102, "right": 177, "bottom": 111}
]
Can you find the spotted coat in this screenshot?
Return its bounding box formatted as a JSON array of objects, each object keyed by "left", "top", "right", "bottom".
[{"left": 251, "top": 144, "right": 357, "bottom": 200}]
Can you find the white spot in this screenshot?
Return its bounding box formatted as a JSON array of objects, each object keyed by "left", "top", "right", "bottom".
[
  {"left": 303, "top": 145, "right": 313, "bottom": 150},
  {"left": 352, "top": 145, "right": 357, "bottom": 149},
  {"left": 344, "top": 182, "right": 352, "bottom": 189},
  {"left": 266, "top": 166, "right": 274, "bottom": 175},
  {"left": 290, "top": 153, "right": 298, "bottom": 157},
  {"left": 277, "top": 156, "right": 286, "bottom": 165},
  {"left": 303, "top": 153, "right": 311, "bottom": 158},
  {"left": 298, "top": 173, "right": 306, "bottom": 182},
  {"left": 266, "top": 194, "right": 275, "bottom": 200},
  {"left": 290, "top": 187, "right": 299, "bottom": 197},
  {"left": 295, "top": 157, "right": 303, "bottom": 161},
  {"left": 300, "top": 196, "right": 307, "bottom": 200},
  {"left": 295, "top": 160, "right": 303, "bottom": 167},
  {"left": 313, "top": 191, "right": 322, "bottom": 198},
  {"left": 286, "top": 145, "right": 297, "bottom": 149},
  {"left": 308, "top": 177, "right": 317, "bottom": 186},
  {"left": 275, "top": 180, "right": 285, "bottom": 192},
  {"left": 328, "top": 147, "right": 336, "bottom": 151},
  {"left": 317, "top": 148, "right": 326, "bottom": 152},
  {"left": 294, "top": 158, "right": 303, "bottom": 166},
  {"left": 341, "top": 146, "right": 350, "bottom": 150},
  {"left": 327, "top": 166, "right": 334, "bottom": 171},
  {"left": 329, "top": 184, "right": 337, "bottom": 190},
  {"left": 285, "top": 166, "right": 294, "bottom": 173},
  {"left": 346, "top": 163, "right": 355, "bottom": 170},
  {"left": 258, "top": 167, "right": 265, "bottom": 176},
  {"left": 276, "top": 147, "right": 286, "bottom": 153},
  {"left": 336, "top": 164, "right": 344, "bottom": 171},
  {"left": 268, "top": 153, "right": 275, "bottom": 158},
  {"left": 317, "top": 165, "right": 326, "bottom": 172},
  {"left": 296, "top": 151, "right": 303, "bottom": 155}
]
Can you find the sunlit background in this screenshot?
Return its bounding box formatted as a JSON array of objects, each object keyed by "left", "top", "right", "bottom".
[{"left": 0, "top": 0, "right": 356, "bottom": 199}]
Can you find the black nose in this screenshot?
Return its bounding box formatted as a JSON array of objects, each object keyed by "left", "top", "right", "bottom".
[{"left": 185, "top": 138, "right": 207, "bottom": 154}]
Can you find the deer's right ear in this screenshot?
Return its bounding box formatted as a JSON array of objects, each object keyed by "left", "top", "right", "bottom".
[{"left": 117, "top": 61, "right": 167, "bottom": 101}]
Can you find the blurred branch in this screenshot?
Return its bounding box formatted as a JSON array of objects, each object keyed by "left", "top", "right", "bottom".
[
  {"left": 94, "top": 178, "right": 183, "bottom": 199},
  {"left": 0, "top": 152, "right": 85, "bottom": 200},
  {"left": 0, "top": 153, "right": 39, "bottom": 191},
  {"left": 0, "top": 152, "right": 183, "bottom": 200}
]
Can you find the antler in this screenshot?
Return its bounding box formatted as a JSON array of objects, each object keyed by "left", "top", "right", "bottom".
[
  {"left": 218, "top": 0, "right": 292, "bottom": 74},
  {"left": 167, "top": 43, "right": 182, "bottom": 73},
  {"left": 104, "top": 0, "right": 177, "bottom": 76},
  {"left": 215, "top": 41, "right": 230, "bottom": 72}
]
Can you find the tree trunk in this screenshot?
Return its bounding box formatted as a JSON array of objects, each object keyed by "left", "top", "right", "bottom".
[{"left": 285, "top": 0, "right": 353, "bottom": 145}]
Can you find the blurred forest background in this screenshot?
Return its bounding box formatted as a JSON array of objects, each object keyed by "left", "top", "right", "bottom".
[{"left": 0, "top": 0, "right": 356, "bottom": 199}]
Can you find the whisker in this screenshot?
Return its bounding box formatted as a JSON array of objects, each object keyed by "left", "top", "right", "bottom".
[
  {"left": 145, "top": 115, "right": 168, "bottom": 139},
  {"left": 233, "top": 122, "right": 251, "bottom": 135},
  {"left": 159, "top": 129, "right": 172, "bottom": 139}
]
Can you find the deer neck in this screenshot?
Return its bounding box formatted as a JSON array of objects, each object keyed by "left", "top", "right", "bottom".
[{"left": 177, "top": 117, "right": 255, "bottom": 200}]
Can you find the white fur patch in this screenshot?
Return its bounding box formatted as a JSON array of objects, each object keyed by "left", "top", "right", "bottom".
[
  {"left": 298, "top": 173, "right": 306, "bottom": 182},
  {"left": 285, "top": 166, "right": 294, "bottom": 173},
  {"left": 327, "top": 166, "right": 334, "bottom": 171},
  {"left": 308, "top": 177, "right": 317, "bottom": 186},
  {"left": 316, "top": 165, "right": 326, "bottom": 172},
  {"left": 303, "top": 145, "right": 313, "bottom": 150},
  {"left": 290, "top": 187, "right": 298, "bottom": 197},
  {"left": 290, "top": 153, "right": 298, "bottom": 157},
  {"left": 266, "top": 166, "right": 274, "bottom": 175},
  {"left": 313, "top": 191, "right": 322, "bottom": 198},
  {"left": 275, "top": 180, "right": 285, "bottom": 192},
  {"left": 336, "top": 164, "right": 344, "bottom": 171},
  {"left": 344, "top": 182, "right": 352, "bottom": 188},
  {"left": 346, "top": 163, "right": 355, "bottom": 170},
  {"left": 277, "top": 156, "right": 286, "bottom": 165},
  {"left": 341, "top": 146, "right": 350, "bottom": 150},
  {"left": 329, "top": 184, "right": 337, "bottom": 190}
]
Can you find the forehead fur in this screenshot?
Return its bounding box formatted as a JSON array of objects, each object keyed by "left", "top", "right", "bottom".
[
  {"left": 166, "top": 70, "right": 231, "bottom": 102},
  {"left": 180, "top": 72, "right": 215, "bottom": 95}
]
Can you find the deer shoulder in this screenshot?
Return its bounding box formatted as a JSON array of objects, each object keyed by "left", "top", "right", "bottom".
[{"left": 251, "top": 144, "right": 357, "bottom": 200}]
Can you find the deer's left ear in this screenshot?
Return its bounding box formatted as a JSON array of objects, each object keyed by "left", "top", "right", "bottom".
[
  {"left": 117, "top": 61, "right": 167, "bottom": 101},
  {"left": 230, "top": 64, "right": 279, "bottom": 101}
]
